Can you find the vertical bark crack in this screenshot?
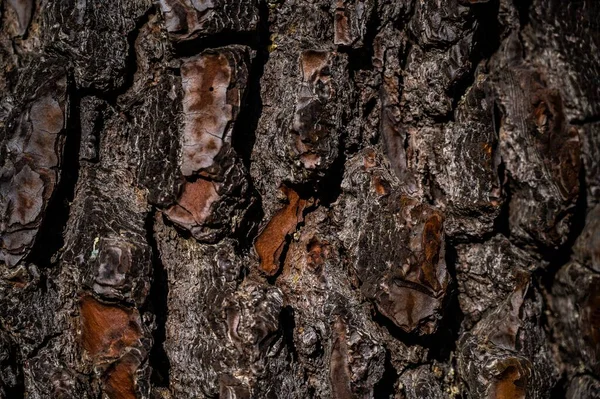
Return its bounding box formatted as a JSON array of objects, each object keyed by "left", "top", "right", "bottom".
[{"left": 145, "top": 209, "right": 171, "bottom": 388}]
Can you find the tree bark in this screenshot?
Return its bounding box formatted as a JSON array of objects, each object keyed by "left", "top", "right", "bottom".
[{"left": 1, "top": 0, "right": 599, "bottom": 398}]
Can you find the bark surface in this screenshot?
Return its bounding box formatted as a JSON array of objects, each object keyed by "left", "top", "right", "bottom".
[{"left": 0, "top": 0, "right": 599, "bottom": 398}]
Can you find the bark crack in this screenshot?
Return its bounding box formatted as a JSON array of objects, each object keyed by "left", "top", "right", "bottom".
[
  {"left": 25, "top": 75, "right": 81, "bottom": 268},
  {"left": 144, "top": 209, "right": 171, "bottom": 388}
]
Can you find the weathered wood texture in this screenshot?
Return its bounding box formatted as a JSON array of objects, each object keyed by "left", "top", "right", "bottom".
[{"left": 1, "top": 0, "right": 599, "bottom": 398}]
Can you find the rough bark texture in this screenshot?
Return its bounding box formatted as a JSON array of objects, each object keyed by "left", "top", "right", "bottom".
[{"left": 0, "top": 0, "right": 599, "bottom": 398}]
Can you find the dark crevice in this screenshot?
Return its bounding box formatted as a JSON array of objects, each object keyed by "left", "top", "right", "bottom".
[
  {"left": 422, "top": 163, "right": 436, "bottom": 205},
  {"left": 25, "top": 332, "right": 62, "bottom": 361},
  {"left": 230, "top": 0, "right": 271, "bottom": 258},
  {"left": 25, "top": 75, "right": 81, "bottom": 268},
  {"left": 371, "top": 307, "right": 445, "bottom": 355},
  {"left": 533, "top": 166, "right": 587, "bottom": 380},
  {"left": 513, "top": 0, "right": 533, "bottom": 28},
  {"left": 570, "top": 114, "right": 600, "bottom": 126},
  {"left": 549, "top": 373, "right": 568, "bottom": 399},
  {"left": 428, "top": 243, "right": 464, "bottom": 362},
  {"left": 278, "top": 306, "right": 298, "bottom": 362},
  {"left": 345, "top": 0, "right": 381, "bottom": 74},
  {"left": 144, "top": 209, "right": 171, "bottom": 388},
  {"left": 471, "top": 0, "right": 503, "bottom": 60},
  {"left": 233, "top": 194, "right": 264, "bottom": 256},
  {"left": 429, "top": 111, "right": 454, "bottom": 124},
  {"left": 174, "top": 30, "right": 262, "bottom": 59},
  {"left": 118, "top": 7, "right": 155, "bottom": 99},
  {"left": 316, "top": 136, "right": 347, "bottom": 207},
  {"left": 448, "top": 0, "right": 501, "bottom": 111},
  {"left": 512, "top": 0, "right": 532, "bottom": 66},
  {"left": 231, "top": 48, "right": 264, "bottom": 169},
  {"left": 493, "top": 171, "right": 512, "bottom": 239},
  {"left": 283, "top": 124, "right": 349, "bottom": 208},
  {"left": 231, "top": 0, "right": 270, "bottom": 170},
  {"left": 373, "top": 350, "right": 399, "bottom": 399},
  {"left": 79, "top": 98, "right": 105, "bottom": 164}
]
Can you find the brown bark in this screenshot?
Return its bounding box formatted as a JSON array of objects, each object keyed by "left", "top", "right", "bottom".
[{"left": 1, "top": 0, "right": 599, "bottom": 398}]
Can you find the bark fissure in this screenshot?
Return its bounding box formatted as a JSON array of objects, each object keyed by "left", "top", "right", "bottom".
[
  {"left": 25, "top": 76, "right": 81, "bottom": 268},
  {"left": 145, "top": 209, "right": 171, "bottom": 388}
]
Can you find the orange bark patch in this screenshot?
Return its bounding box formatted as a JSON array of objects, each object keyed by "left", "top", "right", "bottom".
[
  {"left": 80, "top": 295, "right": 142, "bottom": 359},
  {"left": 255, "top": 187, "right": 307, "bottom": 275},
  {"left": 491, "top": 365, "right": 527, "bottom": 399},
  {"left": 371, "top": 175, "right": 389, "bottom": 196},
  {"left": 103, "top": 354, "right": 139, "bottom": 399}
]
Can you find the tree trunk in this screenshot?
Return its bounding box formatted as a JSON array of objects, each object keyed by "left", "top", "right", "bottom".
[{"left": 1, "top": 0, "right": 599, "bottom": 398}]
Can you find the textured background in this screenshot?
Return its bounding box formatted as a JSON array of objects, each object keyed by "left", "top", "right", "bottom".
[{"left": 0, "top": 0, "right": 599, "bottom": 397}]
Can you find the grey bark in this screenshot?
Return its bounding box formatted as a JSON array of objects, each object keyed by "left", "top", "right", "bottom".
[{"left": 0, "top": 0, "right": 599, "bottom": 398}]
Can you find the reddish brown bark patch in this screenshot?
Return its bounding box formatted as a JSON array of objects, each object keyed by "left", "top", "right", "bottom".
[
  {"left": 357, "top": 196, "right": 449, "bottom": 334},
  {"left": 334, "top": 1, "right": 351, "bottom": 46},
  {"left": 103, "top": 354, "right": 140, "bottom": 399},
  {"left": 421, "top": 213, "right": 444, "bottom": 291},
  {"left": 80, "top": 295, "right": 142, "bottom": 359},
  {"left": 255, "top": 187, "right": 307, "bottom": 275},
  {"left": 307, "top": 238, "right": 330, "bottom": 272},
  {"left": 330, "top": 317, "right": 354, "bottom": 399},
  {"left": 165, "top": 178, "right": 220, "bottom": 231}
]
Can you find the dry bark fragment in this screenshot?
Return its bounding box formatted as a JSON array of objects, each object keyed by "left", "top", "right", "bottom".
[
  {"left": 491, "top": 34, "right": 581, "bottom": 248},
  {"left": 179, "top": 48, "right": 249, "bottom": 177},
  {"left": 458, "top": 263, "right": 555, "bottom": 399},
  {"left": 357, "top": 193, "right": 448, "bottom": 335},
  {"left": 163, "top": 46, "right": 253, "bottom": 243},
  {"left": 0, "top": 62, "right": 67, "bottom": 268},
  {"left": 455, "top": 236, "right": 536, "bottom": 329},
  {"left": 255, "top": 186, "right": 307, "bottom": 276},
  {"left": 549, "top": 262, "right": 600, "bottom": 376},
  {"left": 158, "top": 0, "right": 259, "bottom": 42},
  {"left": 5, "top": 0, "right": 33, "bottom": 36},
  {"left": 440, "top": 73, "right": 503, "bottom": 238},
  {"left": 42, "top": 0, "right": 151, "bottom": 91}
]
